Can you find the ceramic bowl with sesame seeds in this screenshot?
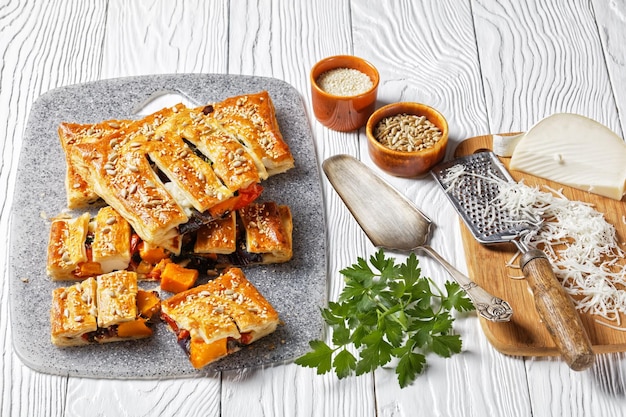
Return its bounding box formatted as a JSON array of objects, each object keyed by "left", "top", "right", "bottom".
[
  {"left": 310, "top": 55, "right": 379, "bottom": 132},
  {"left": 366, "top": 102, "right": 448, "bottom": 177}
]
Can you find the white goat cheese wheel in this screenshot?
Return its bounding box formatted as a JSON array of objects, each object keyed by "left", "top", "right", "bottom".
[{"left": 509, "top": 113, "right": 626, "bottom": 200}]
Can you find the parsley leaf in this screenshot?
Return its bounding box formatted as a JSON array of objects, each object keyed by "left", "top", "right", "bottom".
[
  {"left": 333, "top": 349, "right": 357, "bottom": 378},
  {"left": 443, "top": 281, "right": 475, "bottom": 312},
  {"left": 295, "top": 249, "right": 475, "bottom": 388},
  {"left": 295, "top": 340, "right": 333, "bottom": 374}
]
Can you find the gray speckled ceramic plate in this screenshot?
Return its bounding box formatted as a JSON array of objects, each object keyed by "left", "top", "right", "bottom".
[{"left": 9, "top": 74, "right": 326, "bottom": 379}]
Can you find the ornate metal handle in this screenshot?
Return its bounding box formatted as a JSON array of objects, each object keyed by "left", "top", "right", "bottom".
[{"left": 418, "top": 245, "right": 513, "bottom": 322}]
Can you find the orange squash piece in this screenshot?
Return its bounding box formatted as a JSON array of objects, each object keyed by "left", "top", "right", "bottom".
[
  {"left": 116, "top": 318, "right": 153, "bottom": 338},
  {"left": 138, "top": 241, "right": 169, "bottom": 264},
  {"left": 146, "top": 258, "right": 172, "bottom": 281},
  {"left": 136, "top": 290, "right": 161, "bottom": 320},
  {"left": 189, "top": 338, "right": 228, "bottom": 369},
  {"left": 208, "top": 183, "right": 263, "bottom": 218},
  {"left": 160, "top": 263, "right": 198, "bottom": 293},
  {"left": 75, "top": 261, "right": 103, "bottom": 278}
]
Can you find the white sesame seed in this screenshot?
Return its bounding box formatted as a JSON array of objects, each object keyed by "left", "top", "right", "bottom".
[{"left": 316, "top": 67, "right": 373, "bottom": 96}]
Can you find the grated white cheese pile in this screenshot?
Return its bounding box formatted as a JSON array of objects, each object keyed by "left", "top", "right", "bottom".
[{"left": 442, "top": 164, "right": 626, "bottom": 328}]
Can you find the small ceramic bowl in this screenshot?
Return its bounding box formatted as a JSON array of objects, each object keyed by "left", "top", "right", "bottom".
[
  {"left": 366, "top": 102, "right": 448, "bottom": 177},
  {"left": 310, "top": 55, "right": 379, "bottom": 132}
]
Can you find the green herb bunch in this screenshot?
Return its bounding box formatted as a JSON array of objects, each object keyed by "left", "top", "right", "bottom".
[{"left": 295, "top": 249, "right": 474, "bottom": 388}]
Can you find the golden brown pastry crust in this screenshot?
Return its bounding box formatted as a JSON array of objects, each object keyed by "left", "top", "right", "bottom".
[
  {"left": 238, "top": 202, "right": 293, "bottom": 263},
  {"left": 60, "top": 92, "right": 293, "bottom": 254},
  {"left": 91, "top": 206, "right": 132, "bottom": 273},
  {"left": 58, "top": 120, "right": 131, "bottom": 208},
  {"left": 50, "top": 278, "right": 98, "bottom": 346},
  {"left": 205, "top": 267, "right": 280, "bottom": 342},
  {"left": 96, "top": 270, "right": 138, "bottom": 328},
  {"left": 164, "top": 107, "right": 265, "bottom": 187},
  {"left": 66, "top": 108, "right": 189, "bottom": 253},
  {"left": 46, "top": 213, "right": 91, "bottom": 281},
  {"left": 50, "top": 271, "right": 155, "bottom": 347},
  {"left": 194, "top": 212, "right": 237, "bottom": 255},
  {"left": 211, "top": 91, "right": 295, "bottom": 175},
  {"left": 160, "top": 267, "right": 279, "bottom": 368}
]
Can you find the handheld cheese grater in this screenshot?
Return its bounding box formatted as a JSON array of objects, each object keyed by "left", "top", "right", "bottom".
[{"left": 431, "top": 151, "right": 594, "bottom": 371}]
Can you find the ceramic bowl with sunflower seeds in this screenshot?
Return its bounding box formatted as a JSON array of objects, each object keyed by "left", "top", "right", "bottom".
[{"left": 366, "top": 102, "right": 448, "bottom": 177}]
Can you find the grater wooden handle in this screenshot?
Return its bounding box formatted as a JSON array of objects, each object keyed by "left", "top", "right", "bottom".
[{"left": 520, "top": 249, "right": 595, "bottom": 371}]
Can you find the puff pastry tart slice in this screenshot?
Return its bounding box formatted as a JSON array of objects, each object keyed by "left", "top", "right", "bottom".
[
  {"left": 50, "top": 271, "right": 158, "bottom": 346},
  {"left": 91, "top": 206, "right": 132, "bottom": 274},
  {"left": 193, "top": 212, "right": 237, "bottom": 255},
  {"left": 160, "top": 267, "right": 279, "bottom": 369},
  {"left": 58, "top": 119, "right": 133, "bottom": 209},
  {"left": 191, "top": 201, "right": 293, "bottom": 267},
  {"left": 209, "top": 91, "right": 295, "bottom": 176},
  {"left": 46, "top": 207, "right": 133, "bottom": 281},
  {"left": 60, "top": 91, "right": 293, "bottom": 253},
  {"left": 50, "top": 278, "right": 98, "bottom": 346},
  {"left": 238, "top": 202, "right": 293, "bottom": 264},
  {"left": 66, "top": 108, "right": 191, "bottom": 253},
  {"left": 47, "top": 213, "right": 92, "bottom": 281}
]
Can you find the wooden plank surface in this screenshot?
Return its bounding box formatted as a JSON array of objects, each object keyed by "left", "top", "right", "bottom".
[
  {"left": 1, "top": 1, "right": 626, "bottom": 416},
  {"left": 454, "top": 134, "right": 626, "bottom": 356}
]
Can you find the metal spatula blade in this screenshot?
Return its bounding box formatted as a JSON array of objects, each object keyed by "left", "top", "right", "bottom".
[
  {"left": 322, "top": 154, "right": 513, "bottom": 323},
  {"left": 431, "top": 151, "right": 594, "bottom": 371}
]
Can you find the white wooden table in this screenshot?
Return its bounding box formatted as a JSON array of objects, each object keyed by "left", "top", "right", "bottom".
[{"left": 2, "top": 1, "right": 626, "bottom": 416}]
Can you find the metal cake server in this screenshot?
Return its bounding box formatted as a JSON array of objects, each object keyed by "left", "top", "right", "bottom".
[{"left": 322, "top": 154, "right": 513, "bottom": 322}]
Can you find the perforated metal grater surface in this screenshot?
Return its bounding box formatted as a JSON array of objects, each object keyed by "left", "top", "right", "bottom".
[{"left": 431, "top": 151, "right": 542, "bottom": 247}]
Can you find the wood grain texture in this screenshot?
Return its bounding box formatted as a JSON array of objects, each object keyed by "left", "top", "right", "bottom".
[
  {"left": 102, "top": 0, "right": 229, "bottom": 78},
  {"left": 592, "top": 0, "right": 626, "bottom": 137},
  {"left": 454, "top": 135, "right": 626, "bottom": 356},
  {"left": 472, "top": 1, "right": 626, "bottom": 415},
  {"left": 225, "top": 1, "right": 376, "bottom": 416},
  {"left": 473, "top": 0, "right": 620, "bottom": 134},
  {"left": 66, "top": 378, "right": 221, "bottom": 417},
  {"left": 351, "top": 1, "right": 532, "bottom": 417},
  {"left": 0, "top": 1, "right": 107, "bottom": 417},
  {"left": 68, "top": 1, "right": 230, "bottom": 416},
  {"left": 2, "top": 0, "right": 626, "bottom": 416}
]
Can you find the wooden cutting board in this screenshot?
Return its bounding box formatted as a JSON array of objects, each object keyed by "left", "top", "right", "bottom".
[{"left": 454, "top": 134, "right": 626, "bottom": 356}]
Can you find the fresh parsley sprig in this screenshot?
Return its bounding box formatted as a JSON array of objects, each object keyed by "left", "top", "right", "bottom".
[{"left": 295, "top": 249, "right": 474, "bottom": 388}]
